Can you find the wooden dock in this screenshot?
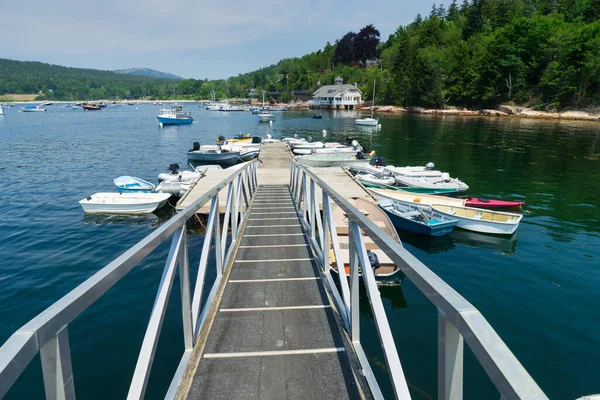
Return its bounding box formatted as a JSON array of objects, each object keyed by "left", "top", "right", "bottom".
[{"left": 175, "top": 143, "right": 373, "bottom": 399}]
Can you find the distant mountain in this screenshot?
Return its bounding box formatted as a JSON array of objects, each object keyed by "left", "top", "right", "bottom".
[{"left": 114, "top": 68, "right": 183, "bottom": 80}]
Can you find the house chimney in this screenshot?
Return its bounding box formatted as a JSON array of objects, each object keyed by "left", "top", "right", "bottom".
[{"left": 354, "top": 82, "right": 358, "bottom": 87}]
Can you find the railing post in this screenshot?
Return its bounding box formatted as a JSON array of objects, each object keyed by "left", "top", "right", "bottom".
[
  {"left": 309, "top": 179, "right": 316, "bottom": 239},
  {"left": 214, "top": 196, "right": 223, "bottom": 277},
  {"left": 231, "top": 181, "right": 238, "bottom": 242},
  {"left": 348, "top": 221, "right": 360, "bottom": 343},
  {"left": 438, "top": 312, "right": 464, "bottom": 400},
  {"left": 322, "top": 192, "right": 330, "bottom": 272},
  {"left": 302, "top": 172, "right": 308, "bottom": 223},
  {"left": 179, "top": 228, "right": 194, "bottom": 350},
  {"left": 221, "top": 182, "right": 234, "bottom": 263},
  {"left": 40, "top": 327, "right": 75, "bottom": 400}
]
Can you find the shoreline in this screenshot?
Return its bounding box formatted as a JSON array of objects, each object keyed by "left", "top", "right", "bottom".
[{"left": 359, "top": 105, "right": 600, "bottom": 123}]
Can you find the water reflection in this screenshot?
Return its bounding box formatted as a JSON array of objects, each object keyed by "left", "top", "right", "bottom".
[
  {"left": 359, "top": 284, "right": 408, "bottom": 320},
  {"left": 449, "top": 230, "right": 518, "bottom": 254},
  {"left": 81, "top": 207, "right": 175, "bottom": 227}
]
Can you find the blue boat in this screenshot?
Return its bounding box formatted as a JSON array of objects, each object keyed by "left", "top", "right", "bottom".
[
  {"left": 156, "top": 105, "right": 193, "bottom": 126},
  {"left": 378, "top": 198, "right": 459, "bottom": 236},
  {"left": 114, "top": 176, "right": 156, "bottom": 193}
]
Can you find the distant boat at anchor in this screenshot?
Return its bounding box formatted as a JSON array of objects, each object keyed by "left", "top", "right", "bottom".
[{"left": 157, "top": 104, "right": 193, "bottom": 126}]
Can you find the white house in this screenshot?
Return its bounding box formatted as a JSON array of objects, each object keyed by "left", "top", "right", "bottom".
[{"left": 310, "top": 76, "right": 362, "bottom": 109}]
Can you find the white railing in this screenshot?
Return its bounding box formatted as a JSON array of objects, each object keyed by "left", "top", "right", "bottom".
[
  {"left": 289, "top": 160, "right": 547, "bottom": 400},
  {"left": 0, "top": 161, "right": 258, "bottom": 400}
]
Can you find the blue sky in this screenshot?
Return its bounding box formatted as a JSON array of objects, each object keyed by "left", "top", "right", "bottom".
[{"left": 1, "top": 0, "right": 437, "bottom": 79}]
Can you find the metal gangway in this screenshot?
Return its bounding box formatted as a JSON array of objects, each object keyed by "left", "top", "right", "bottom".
[{"left": 0, "top": 158, "right": 548, "bottom": 399}]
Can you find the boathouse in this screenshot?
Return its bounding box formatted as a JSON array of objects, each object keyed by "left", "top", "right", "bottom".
[{"left": 310, "top": 76, "right": 362, "bottom": 109}]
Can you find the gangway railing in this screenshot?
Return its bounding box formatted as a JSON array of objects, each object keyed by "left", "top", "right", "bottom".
[
  {"left": 289, "top": 160, "right": 548, "bottom": 400},
  {"left": 0, "top": 161, "right": 258, "bottom": 400}
]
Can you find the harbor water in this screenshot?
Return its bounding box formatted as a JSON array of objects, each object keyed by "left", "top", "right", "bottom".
[{"left": 0, "top": 104, "right": 598, "bottom": 399}]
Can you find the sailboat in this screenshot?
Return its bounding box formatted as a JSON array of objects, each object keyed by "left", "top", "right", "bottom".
[
  {"left": 258, "top": 92, "right": 275, "bottom": 122},
  {"left": 355, "top": 80, "right": 380, "bottom": 127}
]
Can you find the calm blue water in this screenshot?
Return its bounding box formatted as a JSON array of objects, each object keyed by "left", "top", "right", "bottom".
[{"left": 0, "top": 104, "right": 599, "bottom": 399}]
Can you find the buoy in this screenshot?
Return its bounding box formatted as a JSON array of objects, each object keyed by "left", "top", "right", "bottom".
[
  {"left": 269, "top": 120, "right": 273, "bottom": 125},
  {"left": 322, "top": 129, "right": 327, "bottom": 137},
  {"left": 159, "top": 122, "right": 163, "bottom": 127}
]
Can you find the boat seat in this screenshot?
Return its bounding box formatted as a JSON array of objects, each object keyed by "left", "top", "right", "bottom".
[
  {"left": 335, "top": 221, "right": 386, "bottom": 236},
  {"left": 398, "top": 210, "right": 422, "bottom": 218},
  {"left": 330, "top": 248, "right": 394, "bottom": 266},
  {"left": 473, "top": 213, "right": 483, "bottom": 220},
  {"left": 335, "top": 235, "right": 380, "bottom": 250}
]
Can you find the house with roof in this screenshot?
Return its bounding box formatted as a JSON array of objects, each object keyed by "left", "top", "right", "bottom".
[{"left": 310, "top": 76, "right": 362, "bottom": 109}]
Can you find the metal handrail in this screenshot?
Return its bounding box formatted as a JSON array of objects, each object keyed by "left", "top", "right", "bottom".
[
  {"left": 289, "top": 160, "right": 547, "bottom": 400},
  {"left": 0, "top": 161, "right": 258, "bottom": 399}
]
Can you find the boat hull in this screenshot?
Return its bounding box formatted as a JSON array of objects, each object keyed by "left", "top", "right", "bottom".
[
  {"left": 79, "top": 192, "right": 170, "bottom": 214},
  {"left": 464, "top": 198, "right": 525, "bottom": 209},
  {"left": 432, "top": 205, "right": 522, "bottom": 235},
  {"left": 157, "top": 116, "right": 193, "bottom": 125},
  {"left": 258, "top": 114, "right": 276, "bottom": 122},
  {"left": 379, "top": 199, "right": 458, "bottom": 236},
  {"left": 187, "top": 151, "right": 241, "bottom": 167},
  {"left": 355, "top": 118, "right": 378, "bottom": 126},
  {"left": 296, "top": 155, "right": 371, "bottom": 168}
]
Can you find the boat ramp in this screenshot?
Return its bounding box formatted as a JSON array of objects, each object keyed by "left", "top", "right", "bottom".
[{"left": 0, "top": 142, "right": 548, "bottom": 399}]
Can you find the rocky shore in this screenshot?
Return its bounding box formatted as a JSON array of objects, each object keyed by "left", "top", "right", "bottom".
[{"left": 357, "top": 104, "right": 600, "bottom": 122}]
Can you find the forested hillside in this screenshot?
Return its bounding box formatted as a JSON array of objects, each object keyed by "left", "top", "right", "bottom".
[
  {"left": 2, "top": 0, "right": 599, "bottom": 109},
  {"left": 0, "top": 59, "right": 178, "bottom": 100},
  {"left": 171, "top": 0, "right": 600, "bottom": 110}
]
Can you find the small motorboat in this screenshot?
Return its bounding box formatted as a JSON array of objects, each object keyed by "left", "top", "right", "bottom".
[
  {"left": 295, "top": 153, "right": 372, "bottom": 168},
  {"left": 330, "top": 198, "right": 405, "bottom": 285},
  {"left": 361, "top": 182, "right": 459, "bottom": 195},
  {"left": 431, "top": 204, "right": 523, "bottom": 235},
  {"left": 21, "top": 105, "right": 46, "bottom": 112},
  {"left": 157, "top": 104, "right": 192, "bottom": 126},
  {"left": 0, "top": 106, "right": 3, "bottom": 116},
  {"left": 239, "top": 147, "right": 261, "bottom": 161},
  {"left": 79, "top": 192, "right": 171, "bottom": 214},
  {"left": 158, "top": 163, "right": 220, "bottom": 183},
  {"left": 311, "top": 114, "right": 323, "bottom": 119},
  {"left": 355, "top": 117, "right": 379, "bottom": 126},
  {"left": 114, "top": 176, "right": 156, "bottom": 193},
  {"left": 378, "top": 199, "right": 459, "bottom": 237},
  {"left": 463, "top": 197, "right": 525, "bottom": 210},
  {"left": 354, "top": 172, "right": 395, "bottom": 187},
  {"left": 186, "top": 142, "right": 241, "bottom": 167},
  {"left": 384, "top": 162, "right": 469, "bottom": 192},
  {"left": 258, "top": 111, "right": 276, "bottom": 122},
  {"left": 82, "top": 104, "right": 101, "bottom": 111},
  {"left": 262, "top": 134, "right": 280, "bottom": 144}
]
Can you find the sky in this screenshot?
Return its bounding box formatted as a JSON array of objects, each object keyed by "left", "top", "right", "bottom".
[{"left": 1, "top": 0, "right": 437, "bottom": 79}]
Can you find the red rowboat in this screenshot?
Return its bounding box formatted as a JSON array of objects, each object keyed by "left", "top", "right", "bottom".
[{"left": 464, "top": 198, "right": 525, "bottom": 209}]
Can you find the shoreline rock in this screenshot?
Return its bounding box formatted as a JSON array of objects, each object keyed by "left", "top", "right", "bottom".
[{"left": 361, "top": 104, "right": 600, "bottom": 122}]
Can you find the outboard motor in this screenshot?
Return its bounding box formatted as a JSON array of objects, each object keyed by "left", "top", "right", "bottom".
[
  {"left": 307, "top": 136, "right": 313, "bottom": 143},
  {"left": 369, "top": 157, "right": 386, "bottom": 167},
  {"left": 425, "top": 162, "right": 435, "bottom": 170},
  {"left": 344, "top": 137, "right": 354, "bottom": 146},
  {"left": 351, "top": 140, "right": 360, "bottom": 149},
  {"left": 168, "top": 164, "right": 180, "bottom": 174},
  {"left": 218, "top": 135, "right": 226, "bottom": 142},
  {"left": 356, "top": 151, "right": 365, "bottom": 160},
  {"left": 189, "top": 142, "right": 200, "bottom": 152},
  {"left": 367, "top": 251, "right": 380, "bottom": 269}
]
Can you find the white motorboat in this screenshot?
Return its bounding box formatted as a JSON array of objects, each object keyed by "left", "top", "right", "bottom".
[
  {"left": 384, "top": 162, "right": 469, "bottom": 191},
  {"left": 21, "top": 105, "right": 46, "bottom": 112},
  {"left": 355, "top": 173, "right": 395, "bottom": 187},
  {"left": 295, "top": 153, "right": 371, "bottom": 168},
  {"left": 431, "top": 205, "right": 522, "bottom": 235},
  {"left": 356, "top": 79, "right": 380, "bottom": 128},
  {"left": 158, "top": 164, "right": 221, "bottom": 183},
  {"left": 0, "top": 106, "right": 3, "bottom": 116},
  {"left": 114, "top": 176, "right": 155, "bottom": 192},
  {"left": 239, "top": 147, "right": 261, "bottom": 161},
  {"left": 282, "top": 136, "right": 305, "bottom": 144},
  {"left": 79, "top": 192, "right": 171, "bottom": 214}
]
